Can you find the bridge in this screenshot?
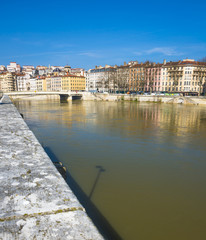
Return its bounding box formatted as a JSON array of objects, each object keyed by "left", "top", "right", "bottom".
[{"left": 5, "top": 91, "right": 84, "bottom": 102}]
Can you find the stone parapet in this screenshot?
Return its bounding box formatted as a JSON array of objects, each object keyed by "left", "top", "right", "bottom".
[{"left": 0, "top": 96, "right": 103, "bottom": 240}]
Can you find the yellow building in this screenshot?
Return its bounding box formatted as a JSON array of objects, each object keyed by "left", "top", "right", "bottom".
[
  {"left": 36, "top": 77, "right": 47, "bottom": 91},
  {"left": 62, "top": 74, "right": 86, "bottom": 91},
  {"left": 0, "top": 72, "right": 16, "bottom": 92}
]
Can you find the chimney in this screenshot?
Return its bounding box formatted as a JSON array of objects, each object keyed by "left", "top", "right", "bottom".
[
  {"left": 124, "top": 61, "right": 127, "bottom": 66},
  {"left": 163, "top": 59, "right": 166, "bottom": 65}
]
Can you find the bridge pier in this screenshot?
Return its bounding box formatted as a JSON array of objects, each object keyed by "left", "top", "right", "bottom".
[
  {"left": 60, "top": 94, "right": 82, "bottom": 102},
  {"left": 60, "top": 94, "right": 72, "bottom": 102}
]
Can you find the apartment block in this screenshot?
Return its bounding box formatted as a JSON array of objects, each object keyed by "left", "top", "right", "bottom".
[
  {"left": 7, "top": 62, "right": 21, "bottom": 73},
  {"left": 86, "top": 64, "right": 126, "bottom": 93},
  {"left": 129, "top": 63, "right": 145, "bottom": 92},
  {"left": 16, "top": 74, "right": 30, "bottom": 91},
  {"left": 129, "top": 59, "right": 206, "bottom": 95},
  {"left": 162, "top": 59, "right": 206, "bottom": 94},
  {"left": 62, "top": 74, "right": 86, "bottom": 91},
  {"left": 50, "top": 76, "right": 62, "bottom": 91},
  {"left": 36, "top": 77, "right": 47, "bottom": 91},
  {"left": 86, "top": 66, "right": 111, "bottom": 92},
  {"left": 0, "top": 72, "right": 17, "bottom": 92},
  {"left": 0, "top": 65, "right": 6, "bottom": 71},
  {"left": 144, "top": 63, "right": 162, "bottom": 92}
]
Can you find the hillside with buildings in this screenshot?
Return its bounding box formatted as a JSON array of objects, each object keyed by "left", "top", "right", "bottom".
[{"left": 0, "top": 59, "right": 206, "bottom": 95}]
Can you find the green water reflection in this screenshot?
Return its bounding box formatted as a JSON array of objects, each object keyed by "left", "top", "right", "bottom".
[{"left": 14, "top": 99, "right": 206, "bottom": 240}]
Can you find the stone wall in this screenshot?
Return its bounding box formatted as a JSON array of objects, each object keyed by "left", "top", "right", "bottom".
[{"left": 0, "top": 96, "right": 103, "bottom": 240}]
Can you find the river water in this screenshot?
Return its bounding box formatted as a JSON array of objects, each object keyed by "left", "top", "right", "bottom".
[{"left": 14, "top": 99, "right": 206, "bottom": 240}]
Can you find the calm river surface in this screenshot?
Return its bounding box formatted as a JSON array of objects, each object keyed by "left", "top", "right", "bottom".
[{"left": 14, "top": 99, "right": 206, "bottom": 240}]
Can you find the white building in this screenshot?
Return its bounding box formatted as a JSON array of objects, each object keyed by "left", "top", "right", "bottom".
[
  {"left": 71, "top": 68, "right": 85, "bottom": 76},
  {"left": 0, "top": 65, "right": 6, "bottom": 71},
  {"left": 161, "top": 59, "right": 206, "bottom": 94},
  {"left": 50, "top": 76, "right": 62, "bottom": 91},
  {"left": 7, "top": 62, "right": 21, "bottom": 73},
  {"left": 22, "top": 65, "right": 35, "bottom": 76},
  {"left": 29, "top": 78, "right": 37, "bottom": 91},
  {"left": 86, "top": 65, "right": 113, "bottom": 92},
  {"left": 16, "top": 74, "right": 37, "bottom": 91},
  {"left": 46, "top": 76, "right": 62, "bottom": 91},
  {"left": 16, "top": 74, "right": 31, "bottom": 91}
]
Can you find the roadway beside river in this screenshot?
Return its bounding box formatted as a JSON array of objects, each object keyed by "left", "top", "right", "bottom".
[{"left": 0, "top": 95, "right": 103, "bottom": 239}]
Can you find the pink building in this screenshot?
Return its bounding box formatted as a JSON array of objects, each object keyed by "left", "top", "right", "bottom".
[{"left": 144, "top": 63, "right": 162, "bottom": 92}]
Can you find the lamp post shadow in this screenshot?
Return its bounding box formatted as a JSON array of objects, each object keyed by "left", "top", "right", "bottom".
[{"left": 89, "top": 165, "right": 105, "bottom": 200}]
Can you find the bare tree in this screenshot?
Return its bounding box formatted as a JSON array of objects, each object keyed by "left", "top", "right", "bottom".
[
  {"left": 116, "top": 67, "right": 129, "bottom": 93},
  {"left": 173, "top": 76, "right": 179, "bottom": 92},
  {"left": 96, "top": 74, "right": 107, "bottom": 92},
  {"left": 139, "top": 78, "right": 146, "bottom": 92},
  {"left": 148, "top": 77, "right": 154, "bottom": 93},
  {"left": 107, "top": 70, "right": 117, "bottom": 93},
  {"left": 198, "top": 73, "right": 204, "bottom": 96}
]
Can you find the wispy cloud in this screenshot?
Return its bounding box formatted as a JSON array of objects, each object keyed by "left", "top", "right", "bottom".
[
  {"left": 78, "top": 52, "right": 100, "bottom": 58},
  {"left": 133, "top": 51, "right": 143, "bottom": 56},
  {"left": 133, "top": 47, "right": 184, "bottom": 56},
  {"left": 146, "top": 47, "right": 180, "bottom": 56}
]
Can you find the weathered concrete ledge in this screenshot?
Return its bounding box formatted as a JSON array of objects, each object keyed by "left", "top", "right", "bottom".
[{"left": 0, "top": 96, "right": 103, "bottom": 239}]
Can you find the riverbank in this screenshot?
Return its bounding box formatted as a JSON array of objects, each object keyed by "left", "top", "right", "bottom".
[
  {"left": 0, "top": 96, "right": 103, "bottom": 239},
  {"left": 82, "top": 93, "right": 206, "bottom": 105},
  {"left": 8, "top": 92, "right": 206, "bottom": 105}
]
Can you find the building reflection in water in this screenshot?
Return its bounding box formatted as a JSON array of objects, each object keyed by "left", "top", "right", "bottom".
[
  {"left": 14, "top": 99, "right": 206, "bottom": 240},
  {"left": 14, "top": 99, "right": 205, "bottom": 144}
]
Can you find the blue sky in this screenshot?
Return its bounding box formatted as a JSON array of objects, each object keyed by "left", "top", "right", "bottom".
[{"left": 0, "top": 0, "right": 206, "bottom": 69}]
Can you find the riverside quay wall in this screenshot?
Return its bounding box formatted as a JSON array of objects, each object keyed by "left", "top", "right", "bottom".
[
  {"left": 7, "top": 91, "right": 206, "bottom": 105},
  {"left": 0, "top": 96, "right": 103, "bottom": 240},
  {"left": 7, "top": 92, "right": 206, "bottom": 105},
  {"left": 82, "top": 93, "right": 206, "bottom": 105}
]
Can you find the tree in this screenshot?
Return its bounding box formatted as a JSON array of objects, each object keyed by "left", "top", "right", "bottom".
[
  {"left": 34, "top": 69, "right": 39, "bottom": 77},
  {"left": 108, "top": 70, "right": 117, "bottom": 93},
  {"left": 173, "top": 75, "right": 179, "bottom": 92},
  {"left": 198, "top": 72, "right": 204, "bottom": 96},
  {"left": 139, "top": 78, "right": 146, "bottom": 92},
  {"left": 148, "top": 77, "right": 154, "bottom": 93},
  {"left": 116, "top": 67, "right": 129, "bottom": 93},
  {"left": 196, "top": 66, "right": 206, "bottom": 96}
]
